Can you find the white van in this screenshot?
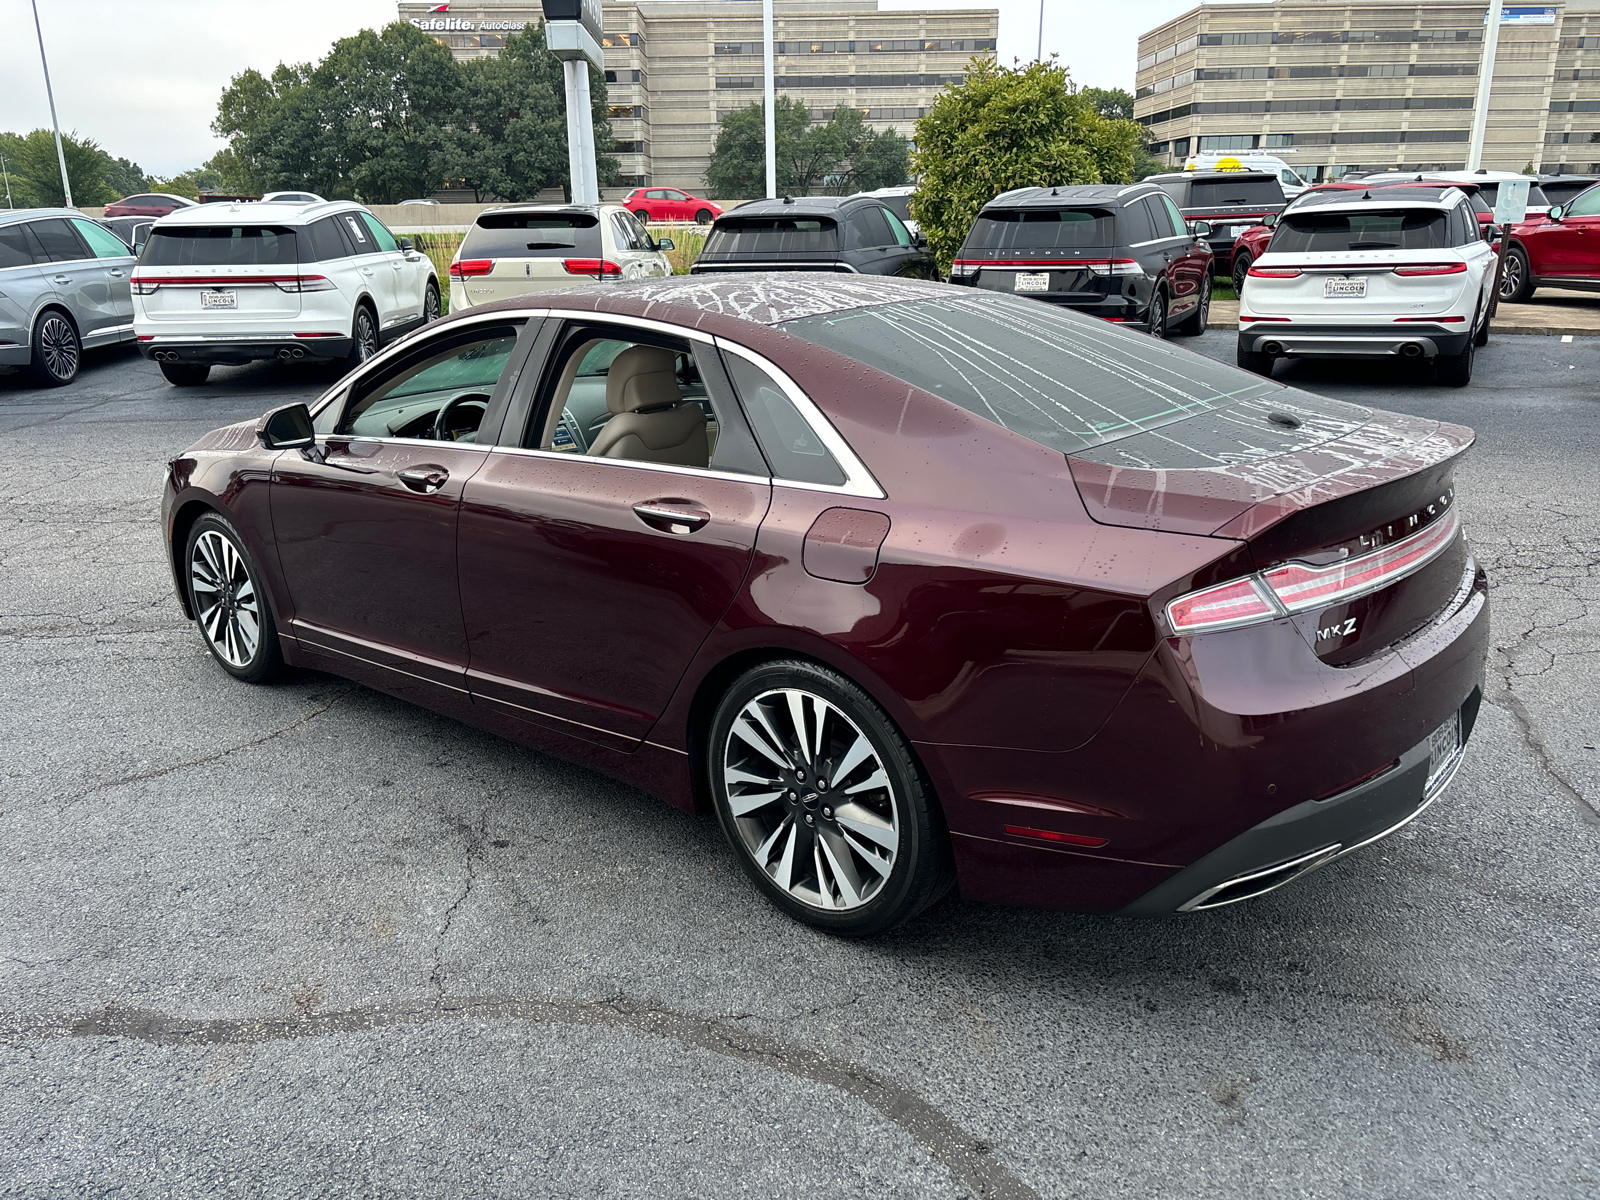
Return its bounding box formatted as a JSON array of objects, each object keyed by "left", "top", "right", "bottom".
[{"left": 1183, "top": 153, "right": 1310, "bottom": 197}]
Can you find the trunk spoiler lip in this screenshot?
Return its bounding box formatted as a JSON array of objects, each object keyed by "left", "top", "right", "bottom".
[{"left": 1066, "top": 408, "right": 1475, "bottom": 540}]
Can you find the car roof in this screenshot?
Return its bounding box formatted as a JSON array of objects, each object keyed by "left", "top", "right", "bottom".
[
  {"left": 0, "top": 207, "right": 83, "bottom": 225},
  {"left": 478, "top": 202, "right": 619, "bottom": 215},
  {"left": 1285, "top": 186, "right": 1462, "bottom": 212},
  {"left": 151, "top": 199, "right": 367, "bottom": 226},
  {"left": 1144, "top": 170, "right": 1278, "bottom": 185},
  {"left": 721, "top": 196, "right": 876, "bottom": 219},
  {"left": 983, "top": 183, "right": 1160, "bottom": 208}
]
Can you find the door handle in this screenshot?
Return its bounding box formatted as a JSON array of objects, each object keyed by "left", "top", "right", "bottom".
[
  {"left": 52, "top": 274, "right": 72, "bottom": 284},
  {"left": 361, "top": 267, "right": 374, "bottom": 276},
  {"left": 108, "top": 269, "right": 127, "bottom": 278},
  {"left": 633, "top": 501, "right": 709, "bottom": 533},
  {"left": 397, "top": 465, "right": 450, "bottom": 493}
]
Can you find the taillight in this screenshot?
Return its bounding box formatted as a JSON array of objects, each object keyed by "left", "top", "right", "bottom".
[
  {"left": 562, "top": 258, "right": 622, "bottom": 277},
  {"left": 1393, "top": 262, "right": 1468, "bottom": 276},
  {"left": 1165, "top": 509, "right": 1460, "bottom": 635},
  {"left": 1086, "top": 259, "right": 1143, "bottom": 277},
  {"left": 131, "top": 276, "right": 158, "bottom": 295},
  {"left": 1247, "top": 266, "right": 1303, "bottom": 279},
  {"left": 272, "top": 275, "right": 335, "bottom": 292},
  {"left": 949, "top": 258, "right": 984, "bottom": 278},
  {"left": 450, "top": 259, "right": 493, "bottom": 278}
]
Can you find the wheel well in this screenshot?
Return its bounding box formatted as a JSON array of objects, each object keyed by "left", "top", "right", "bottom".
[
  {"left": 33, "top": 304, "right": 78, "bottom": 338},
  {"left": 167, "top": 499, "right": 218, "bottom": 619}
]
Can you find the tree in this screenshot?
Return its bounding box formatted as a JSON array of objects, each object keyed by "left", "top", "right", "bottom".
[
  {"left": 103, "top": 156, "right": 148, "bottom": 199},
  {"left": 850, "top": 128, "right": 911, "bottom": 192},
  {"left": 910, "top": 59, "right": 1144, "bottom": 271},
  {"left": 0, "top": 129, "right": 116, "bottom": 207},
  {"left": 705, "top": 99, "right": 909, "bottom": 198},
  {"left": 1081, "top": 86, "right": 1136, "bottom": 123}
]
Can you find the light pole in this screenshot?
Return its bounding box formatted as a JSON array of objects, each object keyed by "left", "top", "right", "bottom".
[
  {"left": 1037, "top": 0, "right": 1044, "bottom": 62},
  {"left": 1466, "top": 0, "right": 1504, "bottom": 171},
  {"left": 30, "top": 0, "right": 73, "bottom": 209},
  {"left": 763, "top": 0, "right": 776, "bottom": 199},
  {"left": 0, "top": 155, "right": 12, "bottom": 209}
]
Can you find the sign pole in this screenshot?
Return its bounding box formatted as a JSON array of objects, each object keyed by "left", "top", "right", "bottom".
[
  {"left": 543, "top": 0, "right": 604, "bottom": 204},
  {"left": 30, "top": 0, "right": 72, "bottom": 209},
  {"left": 763, "top": 0, "right": 776, "bottom": 199},
  {"left": 1466, "top": 0, "right": 1504, "bottom": 172}
]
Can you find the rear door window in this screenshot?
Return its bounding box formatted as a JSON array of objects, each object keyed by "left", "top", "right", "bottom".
[
  {"left": 1118, "top": 200, "right": 1155, "bottom": 244},
  {"left": 339, "top": 212, "right": 377, "bottom": 254},
  {"left": 1187, "top": 178, "right": 1284, "bottom": 207},
  {"left": 28, "top": 219, "right": 91, "bottom": 263},
  {"left": 964, "top": 209, "right": 1116, "bottom": 251},
  {"left": 140, "top": 226, "right": 299, "bottom": 266},
  {"left": 846, "top": 207, "right": 894, "bottom": 249},
  {"left": 722, "top": 352, "right": 845, "bottom": 486},
  {"left": 1273, "top": 209, "right": 1449, "bottom": 252},
  {"left": 704, "top": 217, "right": 840, "bottom": 256},
  {"left": 305, "top": 216, "right": 354, "bottom": 261},
  {"left": 461, "top": 212, "right": 604, "bottom": 259},
  {"left": 0, "top": 225, "right": 40, "bottom": 268}
]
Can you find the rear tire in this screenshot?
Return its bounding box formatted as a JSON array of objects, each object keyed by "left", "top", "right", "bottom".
[
  {"left": 1473, "top": 303, "right": 1491, "bottom": 347},
  {"left": 1231, "top": 252, "right": 1252, "bottom": 296},
  {"left": 23, "top": 310, "right": 80, "bottom": 387},
  {"left": 1498, "top": 245, "right": 1534, "bottom": 304},
  {"left": 1176, "top": 276, "right": 1211, "bottom": 336},
  {"left": 1237, "top": 347, "right": 1274, "bottom": 376},
  {"left": 695, "top": 209, "right": 715, "bottom": 225},
  {"left": 159, "top": 361, "right": 210, "bottom": 387},
  {"left": 341, "top": 303, "right": 378, "bottom": 374},
  {"left": 1145, "top": 289, "right": 1168, "bottom": 339},
  {"left": 634, "top": 208, "right": 651, "bottom": 224},
  {"left": 708, "top": 659, "right": 954, "bottom": 937},
  {"left": 1435, "top": 335, "right": 1475, "bottom": 387},
  {"left": 183, "top": 512, "right": 285, "bottom": 684}
]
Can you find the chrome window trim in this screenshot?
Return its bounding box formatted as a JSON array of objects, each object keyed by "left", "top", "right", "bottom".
[
  {"left": 714, "top": 337, "right": 886, "bottom": 500},
  {"left": 327, "top": 436, "right": 495, "bottom": 454},
  {"left": 478, "top": 442, "right": 773, "bottom": 486}
]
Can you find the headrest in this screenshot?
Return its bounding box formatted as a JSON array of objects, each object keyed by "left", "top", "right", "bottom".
[{"left": 605, "top": 345, "right": 682, "bottom": 414}]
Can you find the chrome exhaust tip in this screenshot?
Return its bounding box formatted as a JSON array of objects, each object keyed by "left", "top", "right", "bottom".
[
  {"left": 1262, "top": 340, "right": 1284, "bottom": 356},
  {"left": 277, "top": 348, "right": 294, "bottom": 361},
  {"left": 1400, "top": 342, "right": 1423, "bottom": 358},
  {"left": 291, "top": 347, "right": 304, "bottom": 360}
]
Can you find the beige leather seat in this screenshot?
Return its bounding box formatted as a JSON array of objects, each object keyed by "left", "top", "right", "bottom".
[{"left": 585, "top": 345, "right": 708, "bottom": 467}]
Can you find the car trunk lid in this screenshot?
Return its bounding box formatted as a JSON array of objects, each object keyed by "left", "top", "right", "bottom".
[
  {"left": 1247, "top": 248, "right": 1472, "bottom": 317},
  {"left": 135, "top": 223, "right": 304, "bottom": 322}
]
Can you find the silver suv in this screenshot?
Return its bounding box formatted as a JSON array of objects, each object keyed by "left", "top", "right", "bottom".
[{"left": 0, "top": 208, "right": 137, "bottom": 387}]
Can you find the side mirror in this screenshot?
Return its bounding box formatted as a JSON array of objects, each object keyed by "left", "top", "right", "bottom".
[
  {"left": 1189, "top": 220, "right": 1213, "bottom": 237},
  {"left": 397, "top": 236, "right": 415, "bottom": 251},
  {"left": 914, "top": 230, "right": 928, "bottom": 248},
  {"left": 1486, "top": 225, "right": 1503, "bottom": 242},
  {"left": 1262, "top": 213, "right": 1279, "bottom": 228},
  {"left": 1548, "top": 205, "right": 1565, "bottom": 222},
  {"left": 656, "top": 237, "right": 675, "bottom": 251},
  {"left": 257, "top": 402, "right": 315, "bottom": 450}
]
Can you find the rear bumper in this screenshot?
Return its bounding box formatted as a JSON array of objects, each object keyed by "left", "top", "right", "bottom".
[
  {"left": 1118, "top": 688, "right": 1481, "bottom": 915},
  {"left": 137, "top": 334, "right": 352, "bottom": 364},
  {"left": 0, "top": 345, "right": 29, "bottom": 367},
  {"left": 1238, "top": 324, "right": 1471, "bottom": 359}
]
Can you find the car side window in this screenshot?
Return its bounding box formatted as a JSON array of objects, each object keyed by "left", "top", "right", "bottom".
[
  {"left": 1120, "top": 200, "right": 1155, "bottom": 244},
  {"left": 306, "top": 216, "right": 353, "bottom": 261},
  {"left": 611, "top": 213, "right": 646, "bottom": 252},
  {"left": 70, "top": 219, "right": 133, "bottom": 258},
  {"left": 723, "top": 352, "right": 846, "bottom": 487},
  {"left": 882, "top": 208, "right": 915, "bottom": 247},
  {"left": 339, "top": 212, "right": 376, "bottom": 253},
  {"left": 1567, "top": 187, "right": 1600, "bottom": 218},
  {"left": 530, "top": 327, "right": 742, "bottom": 473},
  {"left": 337, "top": 323, "right": 525, "bottom": 441},
  {"left": 0, "top": 225, "right": 39, "bottom": 268},
  {"left": 358, "top": 212, "right": 401, "bottom": 253},
  {"left": 27, "top": 218, "right": 90, "bottom": 262},
  {"left": 1157, "top": 194, "right": 1188, "bottom": 238},
  {"left": 848, "top": 207, "right": 895, "bottom": 249}
]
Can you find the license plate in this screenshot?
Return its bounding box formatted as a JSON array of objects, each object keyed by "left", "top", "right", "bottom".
[
  {"left": 1014, "top": 272, "right": 1050, "bottom": 292},
  {"left": 1323, "top": 276, "right": 1367, "bottom": 299},
  {"left": 201, "top": 290, "right": 237, "bottom": 309},
  {"left": 1425, "top": 711, "right": 1462, "bottom": 793}
]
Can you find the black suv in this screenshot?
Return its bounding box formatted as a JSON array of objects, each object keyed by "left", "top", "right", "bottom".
[
  {"left": 948, "top": 184, "right": 1214, "bottom": 336},
  {"left": 1145, "top": 170, "right": 1288, "bottom": 278},
  {"left": 690, "top": 196, "right": 937, "bottom": 277}
]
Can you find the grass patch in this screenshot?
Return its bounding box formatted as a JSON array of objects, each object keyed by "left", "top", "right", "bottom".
[
  {"left": 1213, "top": 283, "right": 1238, "bottom": 302},
  {"left": 651, "top": 223, "right": 709, "bottom": 274}
]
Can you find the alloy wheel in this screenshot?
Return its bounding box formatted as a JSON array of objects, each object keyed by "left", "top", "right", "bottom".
[
  {"left": 1148, "top": 292, "right": 1167, "bottom": 338},
  {"left": 39, "top": 315, "right": 79, "bottom": 381},
  {"left": 355, "top": 308, "right": 377, "bottom": 361},
  {"left": 424, "top": 285, "right": 441, "bottom": 323},
  {"left": 1232, "top": 254, "right": 1251, "bottom": 296},
  {"left": 189, "top": 530, "right": 260, "bottom": 668},
  {"left": 1498, "top": 254, "right": 1522, "bottom": 301},
  {"left": 721, "top": 687, "right": 900, "bottom": 911}
]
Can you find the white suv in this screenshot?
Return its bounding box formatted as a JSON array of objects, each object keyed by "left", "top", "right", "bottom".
[
  {"left": 1237, "top": 185, "right": 1497, "bottom": 387},
  {"left": 133, "top": 200, "right": 439, "bottom": 386},
  {"left": 448, "top": 203, "right": 672, "bottom": 309}
]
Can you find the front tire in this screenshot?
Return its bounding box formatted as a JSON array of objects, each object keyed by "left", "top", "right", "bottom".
[
  {"left": 1176, "top": 276, "right": 1211, "bottom": 336},
  {"left": 423, "top": 279, "right": 441, "bottom": 324},
  {"left": 159, "top": 361, "right": 210, "bottom": 387},
  {"left": 1498, "top": 245, "right": 1534, "bottom": 304},
  {"left": 183, "top": 512, "right": 284, "bottom": 683},
  {"left": 708, "top": 660, "right": 953, "bottom": 936},
  {"left": 24, "top": 311, "right": 80, "bottom": 387}
]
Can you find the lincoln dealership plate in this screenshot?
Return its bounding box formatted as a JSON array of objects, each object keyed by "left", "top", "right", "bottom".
[
  {"left": 1323, "top": 276, "right": 1366, "bottom": 298},
  {"left": 200, "top": 290, "right": 237, "bottom": 309},
  {"left": 1013, "top": 272, "right": 1049, "bottom": 292}
]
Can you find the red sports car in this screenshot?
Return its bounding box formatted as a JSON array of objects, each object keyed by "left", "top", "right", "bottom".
[
  {"left": 102, "top": 193, "right": 198, "bottom": 218},
  {"left": 1499, "top": 181, "right": 1600, "bottom": 302},
  {"left": 624, "top": 187, "right": 722, "bottom": 225},
  {"left": 161, "top": 276, "right": 1486, "bottom": 935}
]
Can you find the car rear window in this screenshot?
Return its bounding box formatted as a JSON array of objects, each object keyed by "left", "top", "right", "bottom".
[
  {"left": 779, "top": 294, "right": 1274, "bottom": 457},
  {"left": 964, "top": 209, "right": 1117, "bottom": 251},
  {"left": 876, "top": 195, "right": 912, "bottom": 222},
  {"left": 461, "top": 213, "right": 603, "bottom": 258},
  {"left": 703, "top": 217, "right": 840, "bottom": 256},
  {"left": 1188, "top": 178, "right": 1284, "bottom": 207},
  {"left": 141, "top": 226, "right": 298, "bottom": 266},
  {"left": 1272, "top": 209, "right": 1450, "bottom": 252}
]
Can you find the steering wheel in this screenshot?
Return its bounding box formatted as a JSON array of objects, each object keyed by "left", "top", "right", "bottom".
[{"left": 430, "top": 391, "right": 491, "bottom": 443}]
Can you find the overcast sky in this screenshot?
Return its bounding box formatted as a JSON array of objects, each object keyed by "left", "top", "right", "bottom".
[{"left": 1, "top": 0, "right": 1203, "bottom": 177}]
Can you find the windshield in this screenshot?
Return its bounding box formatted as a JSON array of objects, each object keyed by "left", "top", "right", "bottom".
[
  {"left": 779, "top": 295, "right": 1275, "bottom": 457},
  {"left": 1188, "top": 178, "right": 1285, "bottom": 207},
  {"left": 462, "top": 213, "right": 602, "bottom": 258},
  {"left": 703, "top": 217, "right": 839, "bottom": 256},
  {"left": 140, "top": 226, "right": 297, "bottom": 266},
  {"left": 1272, "top": 209, "right": 1449, "bottom": 252},
  {"left": 962, "top": 209, "right": 1117, "bottom": 251}
]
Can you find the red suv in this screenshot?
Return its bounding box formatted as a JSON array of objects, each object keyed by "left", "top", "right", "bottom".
[
  {"left": 624, "top": 188, "right": 722, "bottom": 225},
  {"left": 1499, "top": 182, "right": 1600, "bottom": 303},
  {"left": 102, "top": 193, "right": 197, "bottom": 218}
]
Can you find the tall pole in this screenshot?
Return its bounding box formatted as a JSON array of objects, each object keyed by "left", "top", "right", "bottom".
[
  {"left": 562, "top": 59, "right": 598, "bottom": 205},
  {"left": 1, "top": 155, "right": 12, "bottom": 209},
  {"left": 1466, "top": 0, "right": 1504, "bottom": 171},
  {"left": 574, "top": 64, "right": 598, "bottom": 204},
  {"left": 763, "top": 0, "right": 776, "bottom": 199},
  {"left": 1036, "top": 0, "right": 1044, "bottom": 62},
  {"left": 30, "top": 0, "right": 72, "bottom": 209}
]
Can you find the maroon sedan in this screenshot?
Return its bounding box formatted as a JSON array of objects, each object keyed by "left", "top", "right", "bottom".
[
  {"left": 103, "top": 193, "right": 197, "bottom": 218},
  {"left": 161, "top": 276, "right": 1487, "bottom": 935}
]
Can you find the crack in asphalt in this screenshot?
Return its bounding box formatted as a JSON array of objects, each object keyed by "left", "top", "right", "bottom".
[
  {"left": 430, "top": 813, "right": 484, "bottom": 1004},
  {"left": 0, "top": 994, "right": 1041, "bottom": 1200}
]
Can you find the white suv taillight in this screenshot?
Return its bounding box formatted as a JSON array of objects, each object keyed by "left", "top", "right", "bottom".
[
  {"left": 1165, "top": 510, "right": 1460, "bottom": 635},
  {"left": 129, "top": 273, "right": 335, "bottom": 294},
  {"left": 272, "top": 275, "right": 336, "bottom": 292}
]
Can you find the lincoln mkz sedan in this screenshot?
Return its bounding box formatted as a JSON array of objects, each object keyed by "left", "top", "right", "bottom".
[{"left": 162, "top": 276, "right": 1487, "bottom": 935}]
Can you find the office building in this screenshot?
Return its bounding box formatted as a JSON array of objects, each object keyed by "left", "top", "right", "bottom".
[
  {"left": 1136, "top": 1, "right": 1600, "bottom": 180},
  {"left": 400, "top": 0, "right": 998, "bottom": 192}
]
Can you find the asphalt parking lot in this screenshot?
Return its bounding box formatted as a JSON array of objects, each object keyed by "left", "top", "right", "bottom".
[{"left": 2, "top": 331, "right": 1597, "bottom": 1199}]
